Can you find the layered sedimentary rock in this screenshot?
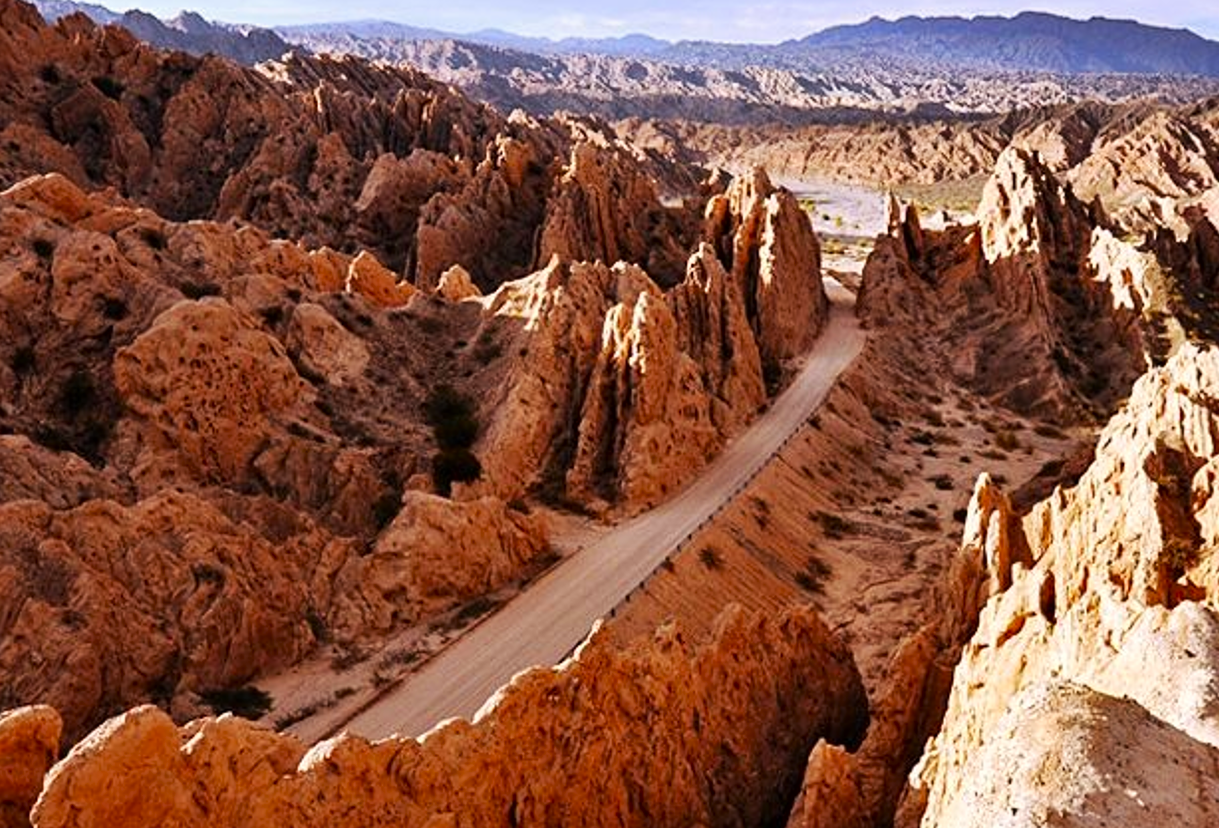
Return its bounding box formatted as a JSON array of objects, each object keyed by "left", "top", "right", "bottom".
[
  {"left": 912, "top": 343, "right": 1219, "bottom": 826},
  {"left": 536, "top": 133, "right": 693, "bottom": 287},
  {"left": 704, "top": 166, "right": 828, "bottom": 371},
  {"left": 477, "top": 241, "right": 777, "bottom": 512},
  {"left": 27, "top": 605, "right": 867, "bottom": 828}
]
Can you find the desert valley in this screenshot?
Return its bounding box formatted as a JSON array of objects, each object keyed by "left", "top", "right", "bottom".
[{"left": 1, "top": 0, "right": 1219, "bottom": 825}]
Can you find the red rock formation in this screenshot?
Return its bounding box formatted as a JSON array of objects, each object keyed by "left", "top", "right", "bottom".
[
  {"left": 28, "top": 605, "right": 866, "bottom": 828},
  {"left": 703, "top": 166, "right": 828, "bottom": 372},
  {"left": 0, "top": 706, "right": 60, "bottom": 828},
  {"left": 476, "top": 245, "right": 771, "bottom": 513},
  {"left": 0, "top": 1, "right": 701, "bottom": 291},
  {"left": 912, "top": 343, "right": 1219, "bottom": 826}
]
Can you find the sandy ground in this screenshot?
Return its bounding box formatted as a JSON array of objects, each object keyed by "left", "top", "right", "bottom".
[{"left": 602, "top": 377, "right": 1083, "bottom": 695}]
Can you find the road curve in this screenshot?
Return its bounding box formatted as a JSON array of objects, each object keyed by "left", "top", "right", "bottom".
[{"left": 340, "top": 281, "right": 865, "bottom": 740}]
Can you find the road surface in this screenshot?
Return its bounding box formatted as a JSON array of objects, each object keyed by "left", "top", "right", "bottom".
[{"left": 340, "top": 282, "right": 865, "bottom": 740}]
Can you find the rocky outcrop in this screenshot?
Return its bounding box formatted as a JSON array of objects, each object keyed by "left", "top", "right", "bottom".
[
  {"left": 114, "top": 298, "right": 313, "bottom": 488},
  {"left": 667, "top": 244, "right": 766, "bottom": 432},
  {"left": 356, "top": 492, "right": 549, "bottom": 626},
  {"left": 0, "top": 174, "right": 562, "bottom": 738},
  {"left": 284, "top": 302, "right": 369, "bottom": 387},
  {"left": 863, "top": 151, "right": 1149, "bottom": 423},
  {"left": 704, "top": 166, "right": 828, "bottom": 372},
  {"left": 537, "top": 135, "right": 692, "bottom": 287},
  {"left": 0, "top": 1, "right": 703, "bottom": 292},
  {"left": 434, "top": 264, "right": 481, "bottom": 301},
  {"left": 912, "top": 343, "right": 1219, "bottom": 825},
  {"left": 932, "top": 681, "right": 1219, "bottom": 828},
  {"left": 0, "top": 706, "right": 59, "bottom": 828},
  {"left": 1070, "top": 110, "right": 1219, "bottom": 237},
  {"left": 0, "top": 490, "right": 362, "bottom": 741},
  {"left": 477, "top": 245, "right": 774, "bottom": 512},
  {"left": 27, "top": 604, "right": 867, "bottom": 828}
]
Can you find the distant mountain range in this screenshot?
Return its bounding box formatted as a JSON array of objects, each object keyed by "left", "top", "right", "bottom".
[
  {"left": 24, "top": 2, "right": 1219, "bottom": 122},
  {"left": 31, "top": 0, "right": 290, "bottom": 64},
  {"left": 277, "top": 20, "right": 671, "bottom": 58},
  {"left": 280, "top": 11, "right": 1219, "bottom": 77},
  {"left": 790, "top": 12, "right": 1219, "bottom": 75}
]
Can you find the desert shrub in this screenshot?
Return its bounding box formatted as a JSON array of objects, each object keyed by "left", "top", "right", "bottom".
[
  {"left": 101, "top": 296, "right": 128, "bottom": 320},
  {"left": 39, "top": 64, "right": 61, "bottom": 84},
  {"left": 794, "top": 555, "right": 833, "bottom": 594},
  {"left": 10, "top": 346, "right": 35, "bottom": 376},
  {"left": 424, "top": 384, "right": 474, "bottom": 430},
  {"left": 91, "top": 75, "right": 124, "bottom": 100},
  {"left": 994, "top": 430, "right": 1021, "bottom": 451},
  {"left": 181, "top": 281, "right": 222, "bottom": 299},
  {"left": 432, "top": 448, "right": 481, "bottom": 495},
  {"left": 32, "top": 238, "right": 55, "bottom": 259},
  {"left": 200, "top": 686, "right": 273, "bottom": 720},
  {"left": 434, "top": 414, "right": 479, "bottom": 450},
  {"left": 58, "top": 370, "right": 96, "bottom": 418},
  {"left": 372, "top": 491, "right": 400, "bottom": 530},
  {"left": 305, "top": 608, "right": 329, "bottom": 643},
  {"left": 425, "top": 385, "right": 482, "bottom": 494},
  {"left": 813, "top": 511, "right": 851, "bottom": 539},
  {"left": 699, "top": 546, "right": 724, "bottom": 570}
]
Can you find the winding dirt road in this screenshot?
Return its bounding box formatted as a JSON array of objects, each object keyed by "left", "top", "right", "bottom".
[{"left": 340, "top": 281, "right": 865, "bottom": 740}]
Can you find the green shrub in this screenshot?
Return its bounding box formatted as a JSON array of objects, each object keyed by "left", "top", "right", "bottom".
[
  {"left": 58, "top": 370, "right": 96, "bottom": 418},
  {"left": 199, "top": 686, "right": 272, "bottom": 720},
  {"left": 433, "top": 448, "right": 482, "bottom": 495},
  {"left": 91, "top": 75, "right": 124, "bottom": 100}
]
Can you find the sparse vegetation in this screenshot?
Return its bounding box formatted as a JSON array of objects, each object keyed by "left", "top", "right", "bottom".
[
  {"left": 200, "top": 686, "right": 273, "bottom": 720},
  {"left": 181, "top": 281, "right": 222, "bottom": 299},
  {"left": 994, "top": 430, "right": 1021, "bottom": 451},
  {"left": 794, "top": 555, "right": 832, "bottom": 594},
  {"left": 91, "top": 75, "right": 125, "bottom": 100},
  {"left": 425, "top": 384, "right": 483, "bottom": 495},
  {"left": 813, "top": 511, "right": 852, "bottom": 539},
  {"left": 699, "top": 546, "right": 724, "bottom": 570}
]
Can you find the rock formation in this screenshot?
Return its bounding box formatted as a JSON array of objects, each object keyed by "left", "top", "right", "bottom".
[
  {"left": 0, "top": 0, "right": 701, "bottom": 292},
  {"left": 475, "top": 241, "right": 779, "bottom": 512},
  {"left": 0, "top": 173, "right": 570, "bottom": 739},
  {"left": 861, "top": 151, "right": 1152, "bottom": 424},
  {"left": 536, "top": 132, "right": 693, "bottom": 287},
  {"left": 0, "top": 706, "right": 59, "bottom": 828},
  {"left": 357, "top": 492, "right": 550, "bottom": 625},
  {"left": 911, "top": 342, "right": 1219, "bottom": 825},
  {"left": 25, "top": 605, "right": 866, "bottom": 828},
  {"left": 704, "top": 166, "right": 828, "bottom": 373}
]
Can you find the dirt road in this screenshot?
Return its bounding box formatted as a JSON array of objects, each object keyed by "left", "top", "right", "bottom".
[{"left": 340, "top": 282, "right": 865, "bottom": 739}]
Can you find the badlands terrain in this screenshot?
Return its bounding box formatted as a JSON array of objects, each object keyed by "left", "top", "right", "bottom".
[{"left": 2, "top": 0, "right": 1219, "bottom": 826}]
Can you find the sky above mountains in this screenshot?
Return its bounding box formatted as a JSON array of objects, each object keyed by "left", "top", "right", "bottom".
[{"left": 128, "top": 1, "right": 1219, "bottom": 42}]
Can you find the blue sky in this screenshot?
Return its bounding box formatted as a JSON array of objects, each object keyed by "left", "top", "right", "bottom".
[{"left": 129, "top": 1, "right": 1219, "bottom": 42}]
